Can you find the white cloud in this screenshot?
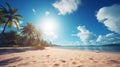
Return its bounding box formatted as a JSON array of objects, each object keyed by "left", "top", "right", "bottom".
[
  {"left": 96, "top": 4, "right": 120, "bottom": 34},
  {"left": 19, "top": 20, "right": 23, "bottom": 24},
  {"left": 45, "top": 32, "right": 58, "bottom": 39},
  {"left": 76, "top": 25, "right": 96, "bottom": 45},
  {"left": 45, "top": 11, "right": 50, "bottom": 16},
  {"left": 32, "top": 8, "right": 36, "bottom": 15},
  {"left": 74, "top": 25, "right": 120, "bottom": 45},
  {"left": 43, "top": 32, "right": 58, "bottom": 42},
  {"left": 52, "top": 0, "right": 81, "bottom": 15},
  {"left": 97, "top": 33, "right": 120, "bottom": 44}
]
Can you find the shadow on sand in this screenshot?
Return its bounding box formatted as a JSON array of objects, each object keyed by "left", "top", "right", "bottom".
[
  {"left": 0, "top": 47, "right": 38, "bottom": 55},
  {"left": 0, "top": 57, "right": 22, "bottom": 66}
]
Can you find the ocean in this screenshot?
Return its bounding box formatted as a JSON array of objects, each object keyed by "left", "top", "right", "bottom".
[{"left": 59, "top": 46, "right": 120, "bottom": 52}]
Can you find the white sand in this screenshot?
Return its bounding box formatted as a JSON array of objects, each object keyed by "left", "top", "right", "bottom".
[{"left": 0, "top": 47, "right": 120, "bottom": 67}]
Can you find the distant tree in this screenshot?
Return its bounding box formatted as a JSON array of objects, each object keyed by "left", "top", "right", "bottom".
[
  {"left": 21, "top": 23, "right": 35, "bottom": 40},
  {"left": 34, "top": 29, "right": 43, "bottom": 44},
  {"left": 0, "top": 2, "right": 23, "bottom": 34},
  {"left": 0, "top": 30, "right": 22, "bottom": 47},
  {"left": 21, "top": 23, "right": 42, "bottom": 45},
  {"left": 21, "top": 22, "right": 45, "bottom": 49}
]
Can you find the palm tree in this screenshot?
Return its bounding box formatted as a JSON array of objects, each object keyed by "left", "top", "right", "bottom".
[
  {"left": 34, "top": 29, "right": 43, "bottom": 43},
  {"left": 21, "top": 23, "right": 36, "bottom": 45},
  {"left": 0, "top": 2, "right": 23, "bottom": 34},
  {"left": 21, "top": 23, "right": 43, "bottom": 46},
  {"left": 0, "top": 5, "right": 6, "bottom": 26},
  {"left": 21, "top": 23, "right": 35, "bottom": 40}
]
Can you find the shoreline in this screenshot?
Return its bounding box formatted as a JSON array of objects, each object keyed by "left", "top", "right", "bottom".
[
  {"left": 1, "top": 46, "right": 120, "bottom": 53},
  {"left": 54, "top": 46, "right": 120, "bottom": 54},
  {"left": 0, "top": 47, "right": 120, "bottom": 67}
]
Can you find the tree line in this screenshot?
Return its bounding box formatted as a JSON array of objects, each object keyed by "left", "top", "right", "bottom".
[{"left": 0, "top": 2, "right": 55, "bottom": 49}]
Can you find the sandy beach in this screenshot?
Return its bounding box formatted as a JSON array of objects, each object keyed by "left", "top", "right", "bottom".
[{"left": 0, "top": 47, "right": 120, "bottom": 67}]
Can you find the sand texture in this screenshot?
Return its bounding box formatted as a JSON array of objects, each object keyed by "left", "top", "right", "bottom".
[{"left": 0, "top": 47, "right": 120, "bottom": 67}]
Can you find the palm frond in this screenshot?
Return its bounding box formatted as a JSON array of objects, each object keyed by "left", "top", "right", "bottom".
[
  {"left": 12, "top": 18, "right": 20, "bottom": 29},
  {"left": 0, "top": 2, "right": 23, "bottom": 33},
  {"left": 14, "top": 15, "right": 23, "bottom": 18},
  {"left": 13, "top": 21, "right": 19, "bottom": 30},
  {"left": 0, "top": 8, "right": 3, "bottom": 12},
  {"left": 0, "top": 13, "right": 7, "bottom": 17},
  {"left": 7, "top": 21, "right": 13, "bottom": 28},
  {"left": 12, "top": 8, "right": 18, "bottom": 14},
  {"left": 0, "top": 21, "right": 3, "bottom": 26},
  {"left": 0, "top": 4, "right": 8, "bottom": 13},
  {"left": 0, "top": 17, "right": 6, "bottom": 24},
  {"left": 6, "top": 2, "right": 12, "bottom": 12},
  {"left": 13, "top": 18, "right": 19, "bottom": 23}
]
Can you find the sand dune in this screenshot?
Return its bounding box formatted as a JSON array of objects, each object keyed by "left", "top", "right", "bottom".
[{"left": 0, "top": 47, "right": 120, "bottom": 67}]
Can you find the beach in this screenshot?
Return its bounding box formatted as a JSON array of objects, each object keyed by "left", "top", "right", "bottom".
[{"left": 0, "top": 47, "right": 120, "bottom": 67}]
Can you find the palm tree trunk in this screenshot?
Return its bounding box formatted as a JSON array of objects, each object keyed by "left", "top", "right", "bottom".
[{"left": 1, "top": 22, "right": 8, "bottom": 34}]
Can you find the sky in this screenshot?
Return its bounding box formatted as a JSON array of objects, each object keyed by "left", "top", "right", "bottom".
[{"left": 0, "top": 0, "right": 120, "bottom": 45}]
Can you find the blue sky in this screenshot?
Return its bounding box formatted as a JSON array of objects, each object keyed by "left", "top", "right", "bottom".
[{"left": 0, "top": 0, "right": 120, "bottom": 45}]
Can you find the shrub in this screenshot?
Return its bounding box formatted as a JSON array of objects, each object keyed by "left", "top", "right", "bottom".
[
  {"left": 13, "top": 45, "right": 19, "bottom": 48},
  {"left": 34, "top": 44, "right": 45, "bottom": 50}
]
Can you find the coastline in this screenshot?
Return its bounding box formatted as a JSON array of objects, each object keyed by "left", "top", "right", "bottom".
[
  {"left": 56, "top": 46, "right": 120, "bottom": 53},
  {"left": 0, "top": 47, "right": 120, "bottom": 67}
]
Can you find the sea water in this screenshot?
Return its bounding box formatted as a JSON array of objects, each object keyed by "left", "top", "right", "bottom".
[{"left": 59, "top": 46, "right": 120, "bottom": 52}]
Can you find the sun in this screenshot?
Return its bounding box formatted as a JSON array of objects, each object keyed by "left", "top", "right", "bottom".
[
  {"left": 43, "top": 19, "right": 56, "bottom": 32},
  {"left": 40, "top": 18, "right": 58, "bottom": 33}
]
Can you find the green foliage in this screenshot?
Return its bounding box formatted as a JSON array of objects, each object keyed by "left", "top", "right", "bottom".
[
  {"left": 0, "top": 23, "right": 56, "bottom": 48},
  {"left": 0, "top": 2, "right": 23, "bottom": 34},
  {"left": 13, "top": 45, "right": 19, "bottom": 48},
  {"left": 0, "top": 30, "right": 22, "bottom": 47},
  {"left": 34, "top": 44, "right": 45, "bottom": 50},
  {"left": 0, "top": 3, "right": 56, "bottom": 48},
  {"left": 21, "top": 23, "right": 37, "bottom": 46},
  {"left": 20, "top": 22, "right": 55, "bottom": 48}
]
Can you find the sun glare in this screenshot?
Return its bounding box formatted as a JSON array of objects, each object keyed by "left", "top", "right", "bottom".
[{"left": 40, "top": 18, "right": 58, "bottom": 33}]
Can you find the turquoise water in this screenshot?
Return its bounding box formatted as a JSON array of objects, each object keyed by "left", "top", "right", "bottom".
[{"left": 59, "top": 46, "right": 120, "bottom": 52}]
